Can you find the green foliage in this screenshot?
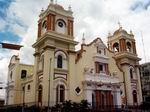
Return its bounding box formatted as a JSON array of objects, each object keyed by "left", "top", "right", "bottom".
[
  {"left": 79, "top": 100, "right": 91, "bottom": 112},
  {"left": 51, "top": 100, "right": 91, "bottom": 112},
  {"left": 62, "top": 100, "right": 73, "bottom": 112},
  {"left": 140, "top": 102, "right": 150, "bottom": 110}
]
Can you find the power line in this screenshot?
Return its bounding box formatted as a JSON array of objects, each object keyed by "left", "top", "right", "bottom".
[{"left": 141, "top": 31, "right": 146, "bottom": 63}]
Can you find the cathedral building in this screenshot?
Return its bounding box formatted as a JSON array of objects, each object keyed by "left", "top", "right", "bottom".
[{"left": 6, "top": 2, "right": 142, "bottom": 107}]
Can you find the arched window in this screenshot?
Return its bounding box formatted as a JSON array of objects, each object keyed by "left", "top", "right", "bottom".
[
  {"left": 130, "top": 68, "right": 133, "bottom": 79},
  {"left": 39, "top": 54, "right": 44, "bottom": 71},
  {"left": 113, "top": 42, "right": 119, "bottom": 52},
  {"left": 56, "top": 85, "right": 65, "bottom": 103},
  {"left": 41, "top": 55, "right": 44, "bottom": 70},
  {"left": 38, "top": 85, "right": 43, "bottom": 104},
  {"left": 22, "top": 86, "right": 25, "bottom": 91},
  {"left": 27, "top": 84, "right": 31, "bottom": 90},
  {"left": 97, "top": 46, "right": 102, "bottom": 54},
  {"left": 21, "top": 70, "right": 27, "bottom": 79},
  {"left": 133, "top": 90, "right": 137, "bottom": 103},
  {"left": 126, "top": 42, "right": 132, "bottom": 52},
  {"left": 55, "top": 50, "right": 67, "bottom": 69},
  {"left": 10, "top": 71, "right": 12, "bottom": 80},
  {"left": 57, "top": 55, "right": 63, "bottom": 68},
  {"left": 42, "top": 20, "right": 47, "bottom": 34}
]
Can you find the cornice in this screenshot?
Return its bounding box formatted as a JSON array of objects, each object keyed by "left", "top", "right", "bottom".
[
  {"left": 67, "top": 50, "right": 76, "bottom": 54},
  {"left": 43, "top": 45, "right": 56, "bottom": 50},
  {"left": 33, "top": 52, "right": 40, "bottom": 56},
  {"left": 114, "top": 52, "right": 141, "bottom": 61},
  {"left": 32, "top": 31, "right": 78, "bottom": 48}
]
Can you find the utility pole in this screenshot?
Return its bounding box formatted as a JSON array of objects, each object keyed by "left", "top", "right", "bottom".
[
  {"left": 6, "top": 82, "right": 9, "bottom": 106},
  {"left": 141, "top": 31, "right": 146, "bottom": 63},
  {"left": 22, "top": 85, "right": 25, "bottom": 112},
  {"left": 122, "top": 72, "right": 128, "bottom": 111}
]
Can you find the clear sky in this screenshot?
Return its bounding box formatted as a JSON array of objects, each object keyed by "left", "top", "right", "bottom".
[{"left": 0, "top": 0, "right": 150, "bottom": 98}]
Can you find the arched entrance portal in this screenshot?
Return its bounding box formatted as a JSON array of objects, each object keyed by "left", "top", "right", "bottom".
[
  {"left": 38, "top": 85, "right": 43, "bottom": 106},
  {"left": 56, "top": 84, "right": 65, "bottom": 103},
  {"left": 133, "top": 90, "right": 137, "bottom": 104}
]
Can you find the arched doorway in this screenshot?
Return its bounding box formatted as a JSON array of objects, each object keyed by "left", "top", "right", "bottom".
[
  {"left": 56, "top": 85, "right": 65, "bottom": 103},
  {"left": 133, "top": 90, "right": 137, "bottom": 104},
  {"left": 38, "top": 85, "right": 43, "bottom": 106}
]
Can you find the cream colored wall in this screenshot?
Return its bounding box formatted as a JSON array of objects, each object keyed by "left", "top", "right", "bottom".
[
  {"left": 76, "top": 42, "right": 101, "bottom": 100},
  {"left": 7, "top": 66, "right": 15, "bottom": 105},
  {"left": 7, "top": 56, "right": 34, "bottom": 105},
  {"left": 68, "top": 52, "right": 81, "bottom": 102},
  {"left": 76, "top": 44, "right": 96, "bottom": 101},
  {"left": 106, "top": 50, "right": 125, "bottom": 98},
  {"left": 12, "top": 58, "right": 20, "bottom": 104},
  {"left": 19, "top": 64, "right": 34, "bottom": 104},
  {"left": 76, "top": 39, "right": 125, "bottom": 104}
]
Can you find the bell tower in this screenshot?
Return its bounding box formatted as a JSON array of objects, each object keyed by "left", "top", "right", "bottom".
[
  {"left": 32, "top": 2, "right": 78, "bottom": 106},
  {"left": 107, "top": 25, "right": 142, "bottom": 105}
]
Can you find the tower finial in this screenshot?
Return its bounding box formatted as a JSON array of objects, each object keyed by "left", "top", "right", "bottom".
[
  {"left": 68, "top": 5, "right": 72, "bottom": 11},
  {"left": 41, "top": 8, "right": 44, "bottom": 12},
  {"left": 50, "top": 0, "right": 54, "bottom": 4},
  {"left": 118, "top": 21, "right": 122, "bottom": 29},
  {"left": 108, "top": 31, "right": 111, "bottom": 37},
  {"left": 55, "top": 0, "right": 57, "bottom": 4},
  {"left": 130, "top": 30, "right": 133, "bottom": 35},
  {"left": 82, "top": 33, "right": 85, "bottom": 44},
  {"left": 118, "top": 21, "right": 123, "bottom": 31}
]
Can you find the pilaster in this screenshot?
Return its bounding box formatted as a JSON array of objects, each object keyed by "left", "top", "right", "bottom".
[
  {"left": 33, "top": 51, "right": 40, "bottom": 104},
  {"left": 122, "top": 65, "right": 133, "bottom": 105},
  {"left": 42, "top": 47, "right": 55, "bottom": 106},
  {"left": 135, "top": 67, "right": 143, "bottom": 104}
]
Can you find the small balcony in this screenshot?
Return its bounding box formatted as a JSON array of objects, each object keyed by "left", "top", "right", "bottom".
[
  {"left": 83, "top": 68, "right": 120, "bottom": 84},
  {"left": 93, "top": 53, "right": 109, "bottom": 64}
]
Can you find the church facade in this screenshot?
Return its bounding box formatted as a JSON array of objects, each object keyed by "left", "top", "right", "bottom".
[{"left": 6, "top": 2, "right": 142, "bottom": 107}]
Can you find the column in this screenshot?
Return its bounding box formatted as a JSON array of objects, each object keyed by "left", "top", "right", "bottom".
[
  {"left": 115, "top": 90, "right": 121, "bottom": 108},
  {"left": 38, "top": 21, "right": 42, "bottom": 38},
  {"left": 51, "top": 14, "right": 55, "bottom": 31},
  {"left": 85, "top": 89, "right": 92, "bottom": 105},
  {"left": 135, "top": 67, "right": 143, "bottom": 104},
  {"left": 122, "top": 65, "right": 133, "bottom": 105},
  {"left": 119, "top": 39, "right": 126, "bottom": 52},
  {"left": 47, "top": 14, "right": 51, "bottom": 31},
  {"left": 95, "top": 91, "right": 100, "bottom": 108},
  {"left": 32, "top": 51, "right": 40, "bottom": 104},
  {"left": 42, "top": 46, "right": 54, "bottom": 106},
  {"left": 68, "top": 20, "right": 74, "bottom": 36},
  {"left": 132, "top": 41, "right": 137, "bottom": 54}
]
